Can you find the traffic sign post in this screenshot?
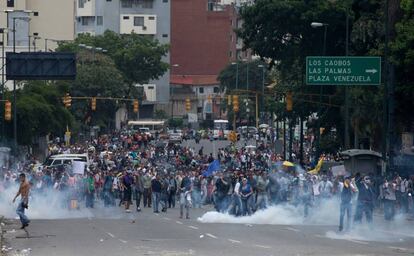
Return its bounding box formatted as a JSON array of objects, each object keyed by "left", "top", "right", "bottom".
[{"left": 306, "top": 56, "right": 381, "bottom": 85}]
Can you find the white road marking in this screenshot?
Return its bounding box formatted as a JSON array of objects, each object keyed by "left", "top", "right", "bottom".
[
  {"left": 188, "top": 226, "right": 199, "bottom": 230},
  {"left": 388, "top": 246, "right": 408, "bottom": 252},
  {"left": 163, "top": 217, "right": 171, "bottom": 221},
  {"left": 119, "top": 239, "right": 128, "bottom": 244},
  {"left": 285, "top": 227, "right": 300, "bottom": 232},
  {"left": 206, "top": 233, "right": 218, "bottom": 239},
  {"left": 346, "top": 239, "right": 369, "bottom": 245},
  {"left": 254, "top": 244, "right": 271, "bottom": 249},
  {"left": 228, "top": 239, "right": 241, "bottom": 244},
  {"left": 176, "top": 221, "right": 183, "bottom": 225},
  {"left": 106, "top": 232, "right": 115, "bottom": 238}
]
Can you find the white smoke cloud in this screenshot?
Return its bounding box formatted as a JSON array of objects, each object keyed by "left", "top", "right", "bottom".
[
  {"left": 0, "top": 184, "right": 94, "bottom": 219},
  {"left": 198, "top": 199, "right": 340, "bottom": 226},
  {"left": 198, "top": 199, "right": 414, "bottom": 243}
]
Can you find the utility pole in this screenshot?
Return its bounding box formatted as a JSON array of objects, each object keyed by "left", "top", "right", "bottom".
[
  {"left": 344, "top": 5, "right": 350, "bottom": 149},
  {"left": 382, "top": 0, "right": 389, "bottom": 171}
]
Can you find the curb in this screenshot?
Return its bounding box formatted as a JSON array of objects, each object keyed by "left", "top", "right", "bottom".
[{"left": 0, "top": 215, "right": 3, "bottom": 256}]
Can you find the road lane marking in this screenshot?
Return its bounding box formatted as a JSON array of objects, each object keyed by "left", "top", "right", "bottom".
[
  {"left": 106, "top": 232, "right": 115, "bottom": 238},
  {"left": 188, "top": 226, "right": 199, "bottom": 230},
  {"left": 163, "top": 217, "right": 171, "bottom": 221},
  {"left": 206, "top": 233, "right": 218, "bottom": 239},
  {"left": 284, "top": 227, "right": 300, "bottom": 232},
  {"left": 254, "top": 244, "right": 271, "bottom": 249},
  {"left": 346, "top": 239, "right": 369, "bottom": 245},
  {"left": 176, "top": 221, "right": 183, "bottom": 225},
  {"left": 388, "top": 246, "right": 408, "bottom": 252},
  {"left": 228, "top": 239, "right": 241, "bottom": 244},
  {"left": 119, "top": 239, "right": 128, "bottom": 244}
]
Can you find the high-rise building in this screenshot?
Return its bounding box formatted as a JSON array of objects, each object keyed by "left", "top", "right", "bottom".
[
  {"left": 75, "top": 0, "right": 171, "bottom": 104},
  {"left": 170, "top": 0, "right": 251, "bottom": 120},
  {"left": 0, "top": 0, "right": 76, "bottom": 90},
  {"left": 0, "top": 0, "right": 76, "bottom": 50}
]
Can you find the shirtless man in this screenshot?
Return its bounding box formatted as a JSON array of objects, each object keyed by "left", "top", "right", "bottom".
[{"left": 13, "top": 173, "right": 31, "bottom": 229}]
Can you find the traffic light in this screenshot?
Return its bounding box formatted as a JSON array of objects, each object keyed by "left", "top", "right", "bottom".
[
  {"left": 227, "top": 95, "right": 232, "bottom": 106},
  {"left": 228, "top": 131, "right": 237, "bottom": 143},
  {"left": 286, "top": 92, "right": 293, "bottom": 112},
  {"left": 63, "top": 93, "right": 72, "bottom": 108},
  {"left": 4, "top": 100, "right": 11, "bottom": 121},
  {"left": 133, "top": 99, "right": 139, "bottom": 113},
  {"left": 91, "top": 97, "right": 97, "bottom": 111},
  {"left": 185, "top": 98, "right": 191, "bottom": 112},
  {"left": 232, "top": 95, "right": 239, "bottom": 112}
]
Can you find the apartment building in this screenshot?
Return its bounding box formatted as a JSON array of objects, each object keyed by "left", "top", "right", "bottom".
[
  {"left": 0, "top": 0, "right": 76, "bottom": 90},
  {"left": 75, "top": 0, "right": 171, "bottom": 104},
  {"left": 0, "top": 0, "right": 75, "bottom": 51},
  {"left": 170, "top": 0, "right": 251, "bottom": 120}
]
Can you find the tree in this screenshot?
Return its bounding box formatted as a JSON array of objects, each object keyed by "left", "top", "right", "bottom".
[
  {"left": 4, "top": 82, "right": 74, "bottom": 145},
  {"left": 56, "top": 50, "right": 132, "bottom": 132},
  {"left": 57, "top": 30, "right": 169, "bottom": 87},
  {"left": 218, "top": 60, "right": 269, "bottom": 92}
]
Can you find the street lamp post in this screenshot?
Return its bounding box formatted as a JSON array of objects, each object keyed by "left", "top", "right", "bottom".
[
  {"left": 231, "top": 61, "right": 239, "bottom": 90},
  {"left": 171, "top": 64, "right": 180, "bottom": 119},
  {"left": 258, "top": 64, "right": 265, "bottom": 123},
  {"left": 5, "top": 9, "right": 35, "bottom": 156},
  {"left": 0, "top": 28, "right": 6, "bottom": 142},
  {"left": 311, "top": 21, "right": 329, "bottom": 161}
]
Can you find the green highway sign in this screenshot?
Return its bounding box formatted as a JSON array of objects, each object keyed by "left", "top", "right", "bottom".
[{"left": 306, "top": 56, "right": 381, "bottom": 85}]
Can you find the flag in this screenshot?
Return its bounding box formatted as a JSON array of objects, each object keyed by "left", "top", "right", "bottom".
[
  {"left": 308, "top": 157, "right": 323, "bottom": 175},
  {"left": 202, "top": 160, "right": 221, "bottom": 177}
]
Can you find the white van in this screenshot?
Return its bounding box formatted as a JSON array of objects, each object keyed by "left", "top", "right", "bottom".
[{"left": 44, "top": 154, "right": 89, "bottom": 168}]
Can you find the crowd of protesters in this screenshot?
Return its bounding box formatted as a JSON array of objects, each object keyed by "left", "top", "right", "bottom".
[{"left": 1, "top": 129, "right": 414, "bottom": 231}]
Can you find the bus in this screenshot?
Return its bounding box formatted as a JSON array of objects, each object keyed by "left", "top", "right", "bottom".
[
  {"left": 213, "top": 119, "right": 230, "bottom": 140},
  {"left": 127, "top": 120, "right": 166, "bottom": 135}
]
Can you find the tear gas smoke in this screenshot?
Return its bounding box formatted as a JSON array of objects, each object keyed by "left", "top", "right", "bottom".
[{"left": 198, "top": 199, "right": 414, "bottom": 243}]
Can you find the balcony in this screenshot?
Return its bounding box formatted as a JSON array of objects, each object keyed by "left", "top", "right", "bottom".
[
  {"left": 120, "top": 14, "right": 157, "bottom": 35},
  {"left": 77, "top": 0, "right": 95, "bottom": 17}
]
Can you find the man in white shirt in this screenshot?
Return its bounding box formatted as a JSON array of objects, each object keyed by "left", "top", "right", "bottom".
[{"left": 229, "top": 177, "right": 242, "bottom": 216}]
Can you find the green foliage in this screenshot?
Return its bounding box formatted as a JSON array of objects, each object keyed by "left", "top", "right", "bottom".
[
  {"left": 218, "top": 60, "right": 268, "bottom": 92},
  {"left": 168, "top": 118, "right": 184, "bottom": 128},
  {"left": 57, "top": 30, "right": 169, "bottom": 85},
  {"left": 154, "top": 109, "right": 168, "bottom": 120},
  {"left": 5, "top": 82, "right": 74, "bottom": 145}
]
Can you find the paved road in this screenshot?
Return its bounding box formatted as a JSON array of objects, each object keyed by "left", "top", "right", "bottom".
[
  {"left": 3, "top": 205, "right": 414, "bottom": 256},
  {"left": 180, "top": 138, "right": 258, "bottom": 156}
]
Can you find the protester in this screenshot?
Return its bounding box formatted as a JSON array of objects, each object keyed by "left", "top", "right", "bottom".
[{"left": 12, "top": 173, "right": 31, "bottom": 229}]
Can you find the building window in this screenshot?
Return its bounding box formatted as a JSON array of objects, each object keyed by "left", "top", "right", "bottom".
[
  {"left": 148, "top": 16, "right": 155, "bottom": 20},
  {"left": 142, "top": 0, "right": 153, "bottom": 8},
  {"left": 163, "top": 0, "right": 168, "bottom": 2},
  {"left": 229, "top": 51, "right": 233, "bottom": 57},
  {"left": 134, "top": 17, "right": 144, "bottom": 27},
  {"left": 34, "top": 12, "right": 39, "bottom": 16},
  {"left": 199, "top": 87, "right": 204, "bottom": 94},
  {"left": 81, "top": 17, "right": 89, "bottom": 26},
  {"left": 106, "top": 0, "right": 112, "bottom": 1},
  {"left": 123, "top": 16, "right": 130, "bottom": 20},
  {"left": 148, "top": 86, "right": 154, "bottom": 89},
  {"left": 213, "top": 87, "right": 220, "bottom": 93},
  {"left": 121, "top": 0, "right": 133, "bottom": 8},
  {"left": 7, "top": 0, "right": 14, "bottom": 7},
  {"left": 78, "top": 0, "right": 86, "bottom": 8},
  {"left": 97, "top": 16, "right": 103, "bottom": 26},
  {"left": 162, "top": 34, "right": 168, "bottom": 38}
]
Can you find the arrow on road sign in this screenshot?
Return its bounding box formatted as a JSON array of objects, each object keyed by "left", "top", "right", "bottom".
[{"left": 365, "top": 69, "right": 378, "bottom": 74}]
